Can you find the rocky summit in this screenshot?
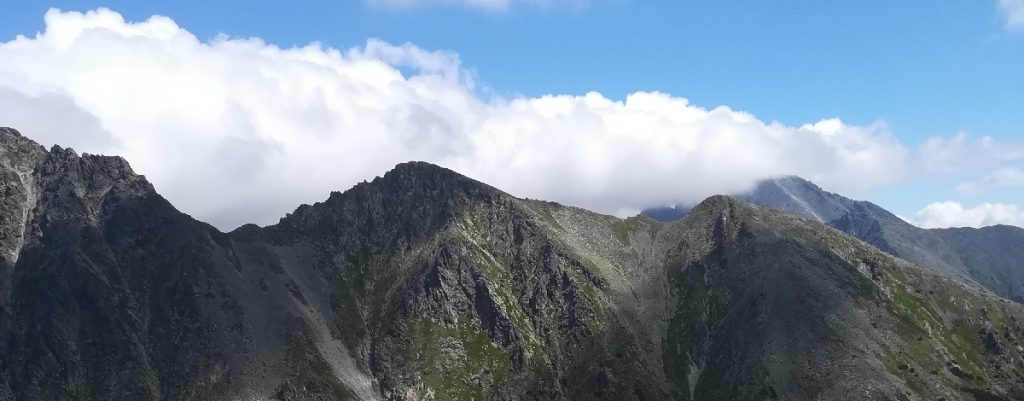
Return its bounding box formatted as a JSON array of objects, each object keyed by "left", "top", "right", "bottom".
[{"left": 3, "top": 127, "right": 1024, "bottom": 401}]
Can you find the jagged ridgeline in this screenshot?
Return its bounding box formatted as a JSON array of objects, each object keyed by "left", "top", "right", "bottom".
[{"left": 2, "top": 126, "right": 1024, "bottom": 401}]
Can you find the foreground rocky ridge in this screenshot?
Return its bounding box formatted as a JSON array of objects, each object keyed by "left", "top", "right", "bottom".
[{"left": 2, "top": 127, "right": 1024, "bottom": 400}]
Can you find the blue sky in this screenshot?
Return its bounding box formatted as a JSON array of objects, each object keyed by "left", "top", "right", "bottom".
[{"left": 0, "top": 0, "right": 1022, "bottom": 228}]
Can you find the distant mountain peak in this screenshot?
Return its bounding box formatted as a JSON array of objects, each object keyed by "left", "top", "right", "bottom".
[
  {"left": 640, "top": 175, "right": 834, "bottom": 223},
  {"left": 643, "top": 175, "right": 873, "bottom": 224},
  {"left": 739, "top": 175, "right": 856, "bottom": 223}
]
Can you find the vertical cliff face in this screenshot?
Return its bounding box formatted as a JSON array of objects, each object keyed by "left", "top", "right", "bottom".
[
  {"left": 0, "top": 128, "right": 46, "bottom": 294},
  {"left": 3, "top": 127, "right": 1024, "bottom": 401}
]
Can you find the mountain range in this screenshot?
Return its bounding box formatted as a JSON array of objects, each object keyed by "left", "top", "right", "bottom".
[
  {"left": 2, "top": 126, "right": 1024, "bottom": 401},
  {"left": 644, "top": 176, "right": 1024, "bottom": 304}
]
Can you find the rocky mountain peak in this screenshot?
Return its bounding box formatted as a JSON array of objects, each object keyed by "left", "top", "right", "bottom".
[
  {"left": 0, "top": 127, "right": 19, "bottom": 137},
  {"left": 383, "top": 160, "right": 465, "bottom": 180},
  {"left": 0, "top": 130, "right": 159, "bottom": 265},
  {"left": 371, "top": 161, "right": 501, "bottom": 200},
  {"left": 682, "top": 194, "right": 746, "bottom": 220},
  {"left": 641, "top": 176, "right": 827, "bottom": 223},
  {"left": 271, "top": 161, "right": 507, "bottom": 246},
  {"left": 642, "top": 175, "right": 898, "bottom": 224},
  {"left": 311, "top": 161, "right": 501, "bottom": 208},
  {"left": 0, "top": 127, "right": 47, "bottom": 171},
  {"left": 0, "top": 127, "right": 28, "bottom": 143},
  {"left": 2, "top": 127, "right": 148, "bottom": 192},
  {"left": 737, "top": 175, "right": 857, "bottom": 223}
]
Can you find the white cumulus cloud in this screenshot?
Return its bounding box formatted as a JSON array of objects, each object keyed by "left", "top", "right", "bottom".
[
  {"left": 1001, "top": 0, "right": 1024, "bottom": 29},
  {"left": 914, "top": 201, "right": 1024, "bottom": 228},
  {"left": 918, "top": 132, "right": 1024, "bottom": 174},
  {"left": 0, "top": 8, "right": 918, "bottom": 230}
]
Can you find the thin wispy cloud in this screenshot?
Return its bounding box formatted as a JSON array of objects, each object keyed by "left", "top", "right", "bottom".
[
  {"left": 957, "top": 166, "right": 1024, "bottom": 195},
  {"left": 918, "top": 132, "right": 1024, "bottom": 174},
  {"left": 1001, "top": 0, "right": 1024, "bottom": 30}
]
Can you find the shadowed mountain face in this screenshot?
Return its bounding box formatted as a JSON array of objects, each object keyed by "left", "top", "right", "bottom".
[
  {"left": 644, "top": 176, "right": 1024, "bottom": 304},
  {"left": 4, "top": 127, "right": 1024, "bottom": 401}
]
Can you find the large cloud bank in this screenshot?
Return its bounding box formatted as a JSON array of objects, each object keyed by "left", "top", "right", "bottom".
[{"left": 0, "top": 8, "right": 972, "bottom": 230}]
